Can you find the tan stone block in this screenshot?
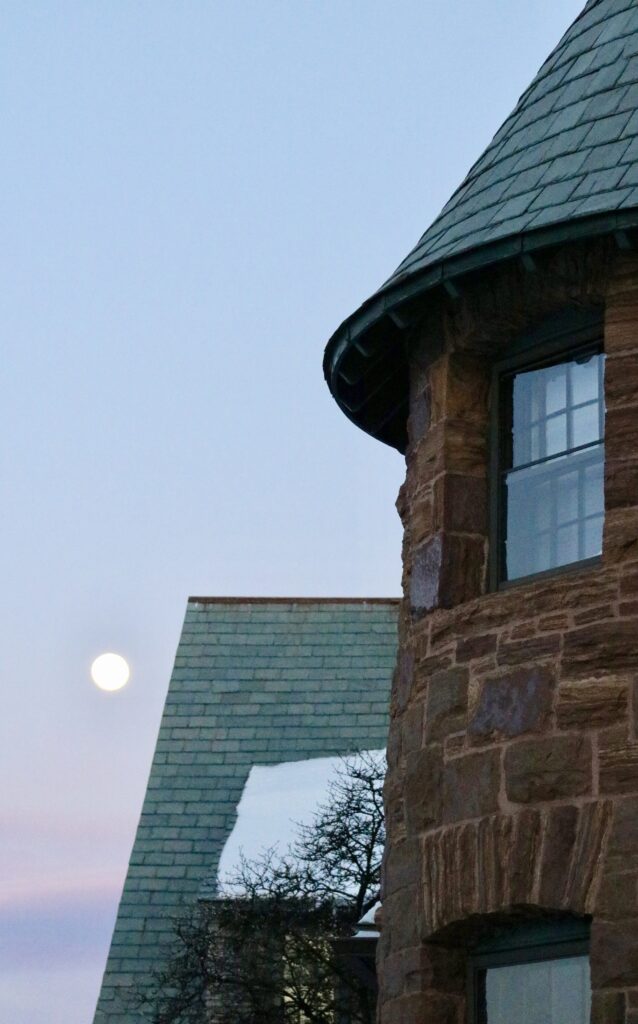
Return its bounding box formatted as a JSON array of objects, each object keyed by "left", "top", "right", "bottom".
[
  {"left": 606, "top": 460, "right": 638, "bottom": 512},
  {"left": 596, "top": 872, "right": 638, "bottom": 918},
  {"left": 393, "top": 650, "right": 415, "bottom": 713},
  {"left": 539, "top": 612, "right": 571, "bottom": 631},
  {"left": 507, "top": 621, "right": 537, "bottom": 640},
  {"left": 424, "top": 667, "right": 468, "bottom": 743},
  {"left": 573, "top": 604, "right": 616, "bottom": 626},
  {"left": 402, "top": 702, "right": 425, "bottom": 756},
  {"left": 410, "top": 533, "right": 484, "bottom": 613},
  {"left": 563, "top": 621, "right": 638, "bottom": 677},
  {"left": 605, "top": 509, "right": 638, "bottom": 565},
  {"left": 456, "top": 632, "right": 497, "bottom": 663},
  {"left": 591, "top": 921, "right": 638, "bottom": 988},
  {"left": 600, "top": 744, "right": 638, "bottom": 796},
  {"left": 605, "top": 354, "right": 638, "bottom": 409},
  {"left": 608, "top": 798, "right": 638, "bottom": 873},
  {"left": 607, "top": 407, "right": 638, "bottom": 462},
  {"left": 468, "top": 666, "right": 554, "bottom": 745},
  {"left": 408, "top": 386, "right": 430, "bottom": 445},
  {"left": 442, "top": 419, "right": 487, "bottom": 476},
  {"left": 510, "top": 809, "right": 542, "bottom": 905},
  {"left": 556, "top": 680, "right": 628, "bottom": 730},
  {"left": 621, "top": 571, "right": 638, "bottom": 597},
  {"left": 383, "top": 838, "right": 421, "bottom": 898},
  {"left": 404, "top": 747, "right": 443, "bottom": 836},
  {"left": 538, "top": 804, "right": 579, "bottom": 906},
  {"left": 497, "top": 633, "right": 560, "bottom": 667},
  {"left": 504, "top": 735, "right": 592, "bottom": 803},
  {"left": 591, "top": 991, "right": 626, "bottom": 1024},
  {"left": 410, "top": 496, "right": 434, "bottom": 548},
  {"left": 433, "top": 473, "right": 487, "bottom": 536},
  {"left": 442, "top": 749, "right": 500, "bottom": 823},
  {"left": 566, "top": 800, "right": 613, "bottom": 912}
]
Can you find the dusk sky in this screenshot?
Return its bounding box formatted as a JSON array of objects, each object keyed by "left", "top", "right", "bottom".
[{"left": 1, "top": 2, "right": 586, "bottom": 1021}]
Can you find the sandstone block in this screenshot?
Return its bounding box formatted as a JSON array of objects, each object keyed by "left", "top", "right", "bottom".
[
  {"left": 591, "top": 921, "right": 638, "bottom": 988},
  {"left": 497, "top": 634, "right": 560, "bottom": 667},
  {"left": 591, "top": 991, "right": 626, "bottom": 1024},
  {"left": 610, "top": 800, "right": 638, "bottom": 873},
  {"left": 456, "top": 632, "right": 497, "bottom": 663},
  {"left": 410, "top": 533, "right": 484, "bottom": 613},
  {"left": 606, "top": 406, "right": 638, "bottom": 460},
  {"left": 433, "top": 473, "right": 487, "bottom": 536},
  {"left": 401, "top": 703, "right": 425, "bottom": 756},
  {"left": 425, "top": 667, "right": 468, "bottom": 743},
  {"left": 556, "top": 681, "right": 628, "bottom": 730},
  {"left": 538, "top": 804, "right": 578, "bottom": 906},
  {"left": 605, "top": 509, "right": 638, "bottom": 565},
  {"left": 404, "top": 747, "right": 443, "bottom": 835},
  {"left": 408, "top": 386, "right": 430, "bottom": 445},
  {"left": 442, "top": 749, "right": 500, "bottom": 823},
  {"left": 563, "top": 621, "right": 638, "bottom": 677},
  {"left": 596, "top": 871, "right": 638, "bottom": 918},
  {"left": 393, "top": 651, "right": 415, "bottom": 713},
  {"left": 468, "top": 666, "right": 554, "bottom": 745},
  {"left": 600, "top": 744, "right": 638, "bottom": 795},
  {"left": 605, "top": 353, "right": 638, "bottom": 408},
  {"left": 509, "top": 808, "right": 543, "bottom": 905},
  {"left": 410, "top": 496, "right": 434, "bottom": 548},
  {"left": 504, "top": 735, "right": 592, "bottom": 804},
  {"left": 606, "top": 459, "right": 638, "bottom": 511}
]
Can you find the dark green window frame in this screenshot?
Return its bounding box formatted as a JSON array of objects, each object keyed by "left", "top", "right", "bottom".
[
  {"left": 467, "top": 918, "right": 590, "bottom": 1024},
  {"left": 488, "top": 307, "right": 605, "bottom": 591}
]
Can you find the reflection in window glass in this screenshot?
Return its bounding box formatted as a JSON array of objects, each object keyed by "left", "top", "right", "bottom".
[
  {"left": 504, "top": 351, "right": 604, "bottom": 581},
  {"left": 485, "top": 956, "right": 590, "bottom": 1024}
]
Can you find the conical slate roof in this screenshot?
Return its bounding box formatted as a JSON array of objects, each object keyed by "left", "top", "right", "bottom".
[{"left": 324, "top": 0, "right": 638, "bottom": 451}]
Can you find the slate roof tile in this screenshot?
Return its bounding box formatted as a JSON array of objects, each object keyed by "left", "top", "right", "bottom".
[{"left": 353, "top": 0, "right": 638, "bottom": 305}]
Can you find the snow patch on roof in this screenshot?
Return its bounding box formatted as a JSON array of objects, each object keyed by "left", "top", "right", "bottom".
[{"left": 217, "top": 751, "right": 385, "bottom": 885}]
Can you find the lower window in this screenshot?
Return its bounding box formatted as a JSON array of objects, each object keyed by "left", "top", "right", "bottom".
[{"left": 468, "top": 920, "right": 590, "bottom": 1024}]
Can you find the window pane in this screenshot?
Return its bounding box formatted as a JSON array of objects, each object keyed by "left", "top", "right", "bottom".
[
  {"left": 584, "top": 515, "right": 604, "bottom": 560},
  {"left": 546, "top": 413, "right": 567, "bottom": 457},
  {"left": 556, "top": 469, "right": 579, "bottom": 526},
  {"left": 485, "top": 956, "right": 590, "bottom": 1024},
  {"left": 546, "top": 364, "right": 567, "bottom": 414},
  {"left": 573, "top": 402, "right": 601, "bottom": 448},
  {"left": 571, "top": 355, "right": 599, "bottom": 405},
  {"left": 584, "top": 459, "right": 604, "bottom": 517},
  {"left": 505, "top": 445, "right": 604, "bottom": 580},
  {"left": 556, "top": 522, "right": 579, "bottom": 565}
]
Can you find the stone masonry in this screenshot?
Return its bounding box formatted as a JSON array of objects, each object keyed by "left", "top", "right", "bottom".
[{"left": 379, "top": 244, "right": 638, "bottom": 1024}]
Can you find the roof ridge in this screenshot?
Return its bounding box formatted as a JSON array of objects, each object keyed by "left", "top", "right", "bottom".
[{"left": 188, "top": 596, "right": 401, "bottom": 605}]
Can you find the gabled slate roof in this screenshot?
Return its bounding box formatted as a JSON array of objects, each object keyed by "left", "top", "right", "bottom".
[
  {"left": 324, "top": 0, "right": 638, "bottom": 451},
  {"left": 92, "top": 598, "right": 398, "bottom": 1024}
]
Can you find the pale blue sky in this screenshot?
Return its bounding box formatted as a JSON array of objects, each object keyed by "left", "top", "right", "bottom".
[{"left": 0, "top": 2, "right": 585, "bottom": 1021}]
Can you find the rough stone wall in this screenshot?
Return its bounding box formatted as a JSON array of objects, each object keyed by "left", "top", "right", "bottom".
[{"left": 380, "top": 245, "right": 638, "bottom": 1024}]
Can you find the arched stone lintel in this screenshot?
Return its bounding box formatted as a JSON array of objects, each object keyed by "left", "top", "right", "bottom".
[{"left": 421, "top": 802, "right": 613, "bottom": 939}]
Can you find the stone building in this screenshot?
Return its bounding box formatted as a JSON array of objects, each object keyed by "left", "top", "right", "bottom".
[
  {"left": 324, "top": 1, "right": 638, "bottom": 1022},
  {"left": 93, "top": 598, "right": 397, "bottom": 1022}
]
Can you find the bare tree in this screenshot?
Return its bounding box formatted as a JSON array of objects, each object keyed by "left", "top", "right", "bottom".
[{"left": 138, "top": 751, "right": 385, "bottom": 1024}]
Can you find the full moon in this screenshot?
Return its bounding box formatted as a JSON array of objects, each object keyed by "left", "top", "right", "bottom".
[{"left": 91, "top": 652, "right": 130, "bottom": 692}]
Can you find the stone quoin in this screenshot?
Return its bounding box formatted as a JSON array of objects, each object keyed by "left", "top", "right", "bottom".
[{"left": 324, "top": 2, "right": 638, "bottom": 1022}]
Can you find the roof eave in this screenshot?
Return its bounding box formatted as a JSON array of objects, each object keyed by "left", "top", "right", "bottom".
[{"left": 324, "top": 208, "right": 638, "bottom": 453}]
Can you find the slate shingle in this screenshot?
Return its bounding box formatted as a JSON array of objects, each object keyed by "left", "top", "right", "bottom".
[
  {"left": 324, "top": 0, "right": 638, "bottom": 449},
  {"left": 382, "top": 0, "right": 638, "bottom": 287},
  {"left": 92, "top": 598, "right": 398, "bottom": 1023}
]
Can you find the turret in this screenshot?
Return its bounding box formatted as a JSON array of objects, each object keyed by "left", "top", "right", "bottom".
[{"left": 324, "top": 2, "right": 638, "bottom": 1022}]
